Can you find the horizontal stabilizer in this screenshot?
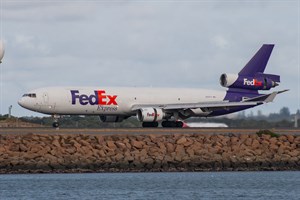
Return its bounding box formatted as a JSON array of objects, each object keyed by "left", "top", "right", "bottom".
[
  {"left": 277, "top": 89, "right": 289, "bottom": 94},
  {"left": 243, "top": 89, "right": 289, "bottom": 103}
]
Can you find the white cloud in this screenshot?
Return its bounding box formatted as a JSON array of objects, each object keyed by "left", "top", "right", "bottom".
[{"left": 211, "top": 35, "right": 229, "bottom": 49}]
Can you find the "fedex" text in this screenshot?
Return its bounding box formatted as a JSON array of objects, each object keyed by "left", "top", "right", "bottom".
[
  {"left": 71, "top": 90, "right": 118, "bottom": 105},
  {"left": 243, "top": 78, "right": 262, "bottom": 87},
  {"left": 147, "top": 112, "right": 160, "bottom": 117}
]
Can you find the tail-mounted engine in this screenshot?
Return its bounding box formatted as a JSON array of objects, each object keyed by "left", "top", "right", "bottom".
[{"left": 220, "top": 73, "right": 280, "bottom": 90}]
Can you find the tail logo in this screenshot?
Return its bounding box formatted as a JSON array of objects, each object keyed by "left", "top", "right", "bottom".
[{"left": 243, "top": 78, "right": 263, "bottom": 87}]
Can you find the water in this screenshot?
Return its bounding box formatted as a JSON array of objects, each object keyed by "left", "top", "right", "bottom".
[{"left": 0, "top": 172, "right": 299, "bottom": 200}]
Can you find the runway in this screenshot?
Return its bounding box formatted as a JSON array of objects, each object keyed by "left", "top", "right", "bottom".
[{"left": 0, "top": 127, "right": 299, "bottom": 135}]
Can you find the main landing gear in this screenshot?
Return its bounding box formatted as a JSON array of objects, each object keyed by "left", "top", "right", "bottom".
[
  {"left": 161, "top": 121, "right": 183, "bottom": 128},
  {"left": 142, "top": 121, "right": 184, "bottom": 128},
  {"left": 142, "top": 122, "right": 159, "bottom": 127}
]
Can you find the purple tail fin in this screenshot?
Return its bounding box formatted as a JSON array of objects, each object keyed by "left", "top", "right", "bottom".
[
  {"left": 239, "top": 44, "right": 274, "bottom": 76},
  {"left": 224, "top": 44, "right": 279, "bottom": 101}
]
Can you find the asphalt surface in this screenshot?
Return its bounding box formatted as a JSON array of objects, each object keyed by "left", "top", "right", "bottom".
[{"left": 0, "top": 128, "right": 299, "bottom": 135}]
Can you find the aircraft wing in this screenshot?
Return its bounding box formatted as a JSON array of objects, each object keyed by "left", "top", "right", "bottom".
[
  {"left": 131, "top": 90, "right": 287, "bottom": 112},
  {"left": 162, "top": 101, "right": 260, "bottom": 110},
  {"left": 131, "top": 101, "right": 260, "bottom": 112}
]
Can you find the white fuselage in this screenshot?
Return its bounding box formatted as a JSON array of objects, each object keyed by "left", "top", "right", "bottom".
[{"left": 18, "top": 87, "right": 226, "bottom": 116}]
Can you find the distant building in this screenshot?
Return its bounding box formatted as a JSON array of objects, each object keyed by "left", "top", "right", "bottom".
[{"left": 291, "top": 110, "right": 300, "bottom": 128}]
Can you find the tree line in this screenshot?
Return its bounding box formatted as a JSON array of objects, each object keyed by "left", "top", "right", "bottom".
[{"left": 0, "top": 107, "right": 298, "bottom": 128}]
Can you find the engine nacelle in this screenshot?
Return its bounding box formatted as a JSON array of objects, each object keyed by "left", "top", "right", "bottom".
[
  {"left": 220, "top": 73, "right": 279, "bottom": 90},
  {"left": 220, "top": 73, "right": 239, "bottom": 87},
  {"left": 99, "top": 115, "right": 124, "bottom": 123},
  {"left": 137, "top": 108, "right": 164, "bottom": 122}
]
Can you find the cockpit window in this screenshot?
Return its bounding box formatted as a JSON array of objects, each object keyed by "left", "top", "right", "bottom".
[{"left": 22, "top": 93, "right": 36, "bottom": 98}]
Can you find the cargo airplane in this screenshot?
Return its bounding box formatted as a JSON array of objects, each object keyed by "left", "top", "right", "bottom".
[{"left": 18, "top": 44, "right": 287, "bottom": 128}]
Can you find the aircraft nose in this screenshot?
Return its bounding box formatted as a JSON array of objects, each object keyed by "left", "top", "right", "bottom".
[{"left": 18, "top": 98, "right": 25, "bottom": 108}]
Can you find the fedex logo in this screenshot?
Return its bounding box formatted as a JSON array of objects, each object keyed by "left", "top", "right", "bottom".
[
  {"left": 71, "top": 90, "right": 117, "bottom": 105},
  {"left": 147, "top": 112, "right": 160, "bottom": 117},
  {"left": 243, "top": 78, "right": 262, "bottom": 87}
]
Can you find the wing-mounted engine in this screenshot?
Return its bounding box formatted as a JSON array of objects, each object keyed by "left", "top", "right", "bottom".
[
  {"left": 137, "top": 108, "right": 164, "bottom": 122},
  {"left": 99, "top": 115, "right": 125, "bottom": 122},
  {"left": 220, "top": 73, "right": 280, "bottom": 91}
]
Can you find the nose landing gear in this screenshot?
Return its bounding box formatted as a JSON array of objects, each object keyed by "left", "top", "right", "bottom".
[
  {"left": 52, "top": 114, "right": 60, "bottom": 128},
  {"left": 52, "top": 121, "right": 59, "bottom": 128}
]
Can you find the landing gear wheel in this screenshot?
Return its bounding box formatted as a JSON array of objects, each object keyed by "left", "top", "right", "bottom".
[
  {"left": 175, "top": 121, "right": 183, "bottom": 128},
  {"left": 161, "top": 121, "right": 183, "bottom": 128},
  {"left": 52, "top": 122, "right": 59, "bottom": 128},
  {"left": 161, "top": 121, "right": 174, "bottom": 127},
  {"left": 52, "top": 114, "right": 61, "bottom": 128},
  {"left": 142, "top": 122, "right": 159, "bottom": 127},
  {"left": 176, "top": 121, "right": 183, "bottom": 128}
]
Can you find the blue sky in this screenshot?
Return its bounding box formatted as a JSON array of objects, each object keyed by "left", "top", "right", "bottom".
[{"left": 0, "top": 0, "right": 299, "bottom": 117}]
